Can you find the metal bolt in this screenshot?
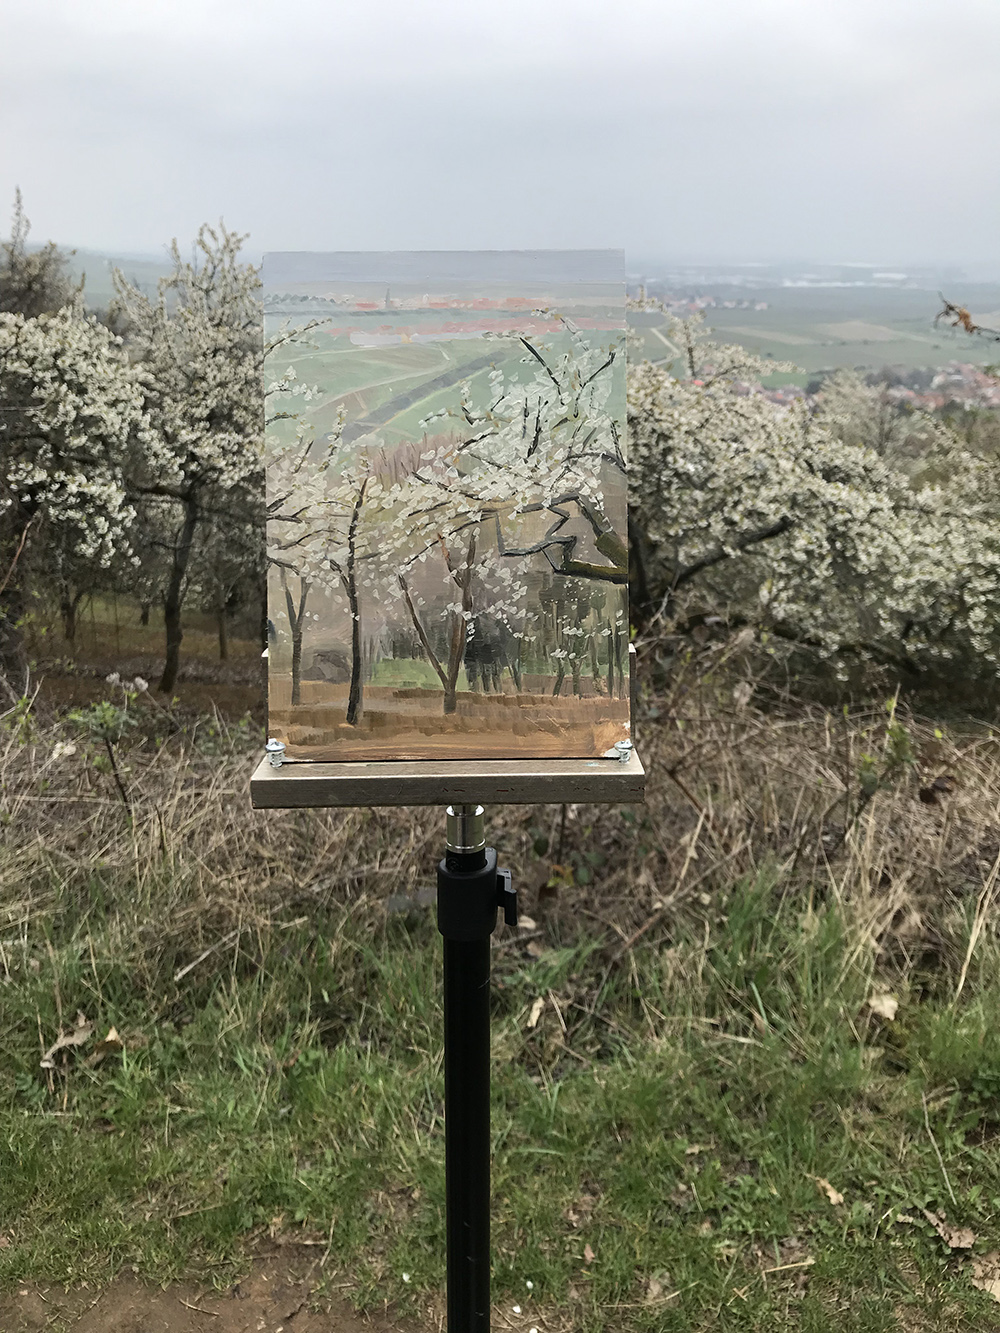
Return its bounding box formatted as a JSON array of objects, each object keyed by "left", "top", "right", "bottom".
[
  {"left": 614, "top": 739, "right": 634, "bottom": 764},
  {"left": 265, "top": 738, "right": 286, "bottom": 768},
  {"left": 446, "top": 804, "right": 486, "bottom": 853}
]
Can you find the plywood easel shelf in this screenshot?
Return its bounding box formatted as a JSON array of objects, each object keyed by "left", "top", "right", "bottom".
[{"left": 250, "top": 749, "right": 645, "bottom": 809}]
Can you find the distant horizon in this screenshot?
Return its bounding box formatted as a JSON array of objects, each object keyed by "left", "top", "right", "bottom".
[{"left": 22, "top": 240, "right": 1000, "bottom": 288}]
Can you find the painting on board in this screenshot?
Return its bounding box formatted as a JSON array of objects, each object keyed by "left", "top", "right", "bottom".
[{"left": 263, "top": 250, "right": 629, "bottom": 762}]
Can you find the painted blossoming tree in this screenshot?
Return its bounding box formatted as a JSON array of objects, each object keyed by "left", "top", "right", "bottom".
[
  {"left": 376, "top": 315, "right": 627, "bottom": 711},
  {"left": 266, "top": 368, "right": 379, "bottom": 722},
  {"left": 417, "top": 315, "right": 627, "bottom": 579}
]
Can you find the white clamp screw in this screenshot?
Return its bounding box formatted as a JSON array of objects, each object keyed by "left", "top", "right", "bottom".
[
  {"left": 614, "top": 739, "right": 634, "bottom": 764},
  {"left": 265, "top": 738, "right": 286, "bottom": 768}
]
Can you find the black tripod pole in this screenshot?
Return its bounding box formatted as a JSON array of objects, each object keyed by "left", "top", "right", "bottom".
[{"left": 437, "top": 804, "right": 516, "bottom": 1333}]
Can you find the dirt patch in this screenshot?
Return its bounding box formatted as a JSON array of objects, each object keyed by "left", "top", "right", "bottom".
[
  {"left": 271, "top": 681, "right": 629, "bottom": 760},
  {"left": 0, "top": 1247, "right": 427, "bottom": 1333}
]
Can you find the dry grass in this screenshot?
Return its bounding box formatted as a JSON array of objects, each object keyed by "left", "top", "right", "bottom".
[
  {"left": 2, "top": 637, "right": 998, "bottom": 1008},
  {"left": 6, "top": 645, "right": 1000, "bottom": 1329}
]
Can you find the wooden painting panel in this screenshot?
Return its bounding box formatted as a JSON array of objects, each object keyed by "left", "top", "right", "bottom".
[{"left": 263, "top": 250, "right": 629, "bottom": 761}]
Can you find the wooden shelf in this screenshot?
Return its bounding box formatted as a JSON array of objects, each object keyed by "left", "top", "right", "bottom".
[{"left": 250, "top": 748, "right": 645, "bottom": 809}]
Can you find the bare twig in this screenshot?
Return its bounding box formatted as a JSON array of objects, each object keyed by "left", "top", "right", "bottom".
[
  {"left": 922, "top": 1091, "right": 958, "bottom": 1208},
  {"left": 173, "top": 928, "right": 243, "bottom": 983}
]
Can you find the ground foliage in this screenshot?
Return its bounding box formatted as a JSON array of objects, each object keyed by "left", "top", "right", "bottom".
[{"left": 4, "top": 638, "right": 1000, "bottom": 1329}]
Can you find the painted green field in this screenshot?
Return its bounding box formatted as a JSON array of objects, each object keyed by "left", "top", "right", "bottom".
[{"left": 266, "top": 322, "right": 626, "bottom": 448}]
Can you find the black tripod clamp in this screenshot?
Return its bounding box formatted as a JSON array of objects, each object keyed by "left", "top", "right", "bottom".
[{"left": 437, "top": 846, "right": 516, "bottom": 942}]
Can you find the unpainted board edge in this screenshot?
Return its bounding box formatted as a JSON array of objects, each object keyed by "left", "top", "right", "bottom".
[{"left": 249, "top": 751, "right": 646, "bottom": 809}]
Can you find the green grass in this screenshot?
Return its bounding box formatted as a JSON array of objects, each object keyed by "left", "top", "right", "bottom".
[
  {"left": 370, "top": 656, "right": 451, "bottom": 689},
  {"left": 5, "top": 867, "right": 1000, "bottom": 1329}
]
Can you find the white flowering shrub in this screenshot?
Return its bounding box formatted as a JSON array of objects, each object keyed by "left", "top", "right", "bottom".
[
  {"left": 0, "top": 297, "right": 150, "bottom": 672},
  {"left": 627, "top": 313, "right": 1000, "bottom": 685},
  {"left": 109, "top": 223, "right": 269, "bottom": 691}
]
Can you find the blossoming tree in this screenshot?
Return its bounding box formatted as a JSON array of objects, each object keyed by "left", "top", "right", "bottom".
[
  {"left": 0, "top": 297, "right": 150, "bottom": 681},
  {"left": 626, "top": 310, "right": 999, "bottom": 681},
  {"left": 110, "top": 224, "right": 273, "bottom": 691}
]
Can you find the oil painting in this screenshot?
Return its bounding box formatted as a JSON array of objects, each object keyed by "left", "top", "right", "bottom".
[{"left": 263, "top": 250, "right": 629, "bottom": 761}]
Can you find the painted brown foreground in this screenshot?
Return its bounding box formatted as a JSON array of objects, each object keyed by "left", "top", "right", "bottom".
[
  {"left": 269, "top": 681, "right": 630, "bottom": 762},
  {"left": 0, "top": 1247, "right": 427, "bottom": 1333}
]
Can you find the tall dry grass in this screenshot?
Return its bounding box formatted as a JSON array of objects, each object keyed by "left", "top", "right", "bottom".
[{"left": 1, "top": 638, "right": 999, "bottom": 1012}]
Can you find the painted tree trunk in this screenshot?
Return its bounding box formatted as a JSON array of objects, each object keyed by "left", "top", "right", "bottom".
[
  {"left": 571, "top": 657, "right": 582, "bottom": 696},
  {"left": 443, "top": 613, "right": 468, "bottom": 715},
  {"left": 347, "top": 593, "right": 363, "bottom": 725},
  {"left": 291, "top": 625, "right": 303, "bottom": 705},
  {"left": 589, "top": 634, "right": 604, "bottom": 693},
  {"left": 282, "top": 573, "right": 309, "bottom": 708},
  {"left": 344, "top": 478, "right": 368, "bottom": 727}
]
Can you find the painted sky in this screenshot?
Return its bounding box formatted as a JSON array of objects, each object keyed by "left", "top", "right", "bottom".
[{"left": 1, "top": 0, "right": 997, "bottom": 268}]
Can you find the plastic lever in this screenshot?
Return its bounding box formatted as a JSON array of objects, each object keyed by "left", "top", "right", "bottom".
[{"left": 496, "top": 868, "right": 517, "bottom": 927}]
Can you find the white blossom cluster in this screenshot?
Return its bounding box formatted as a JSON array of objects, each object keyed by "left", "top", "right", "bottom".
[
  {"left": 628, "top": 313, "right": 1000, "bottom": 675},
  {"left": 0, "top": 298, "right": 150, "bottom": 563},
  {"left": 110, "top": 227, "right": 266, "bottom": 494}
]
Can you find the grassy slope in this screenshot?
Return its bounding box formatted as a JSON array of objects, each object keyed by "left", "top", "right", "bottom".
[{"left": 6, "top": 632, "right": 1000, "bottom": 1328}]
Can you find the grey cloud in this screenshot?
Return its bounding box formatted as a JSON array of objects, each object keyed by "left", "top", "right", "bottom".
[{"left": 0, "top": 0, "right": 997, "bottom": 265}]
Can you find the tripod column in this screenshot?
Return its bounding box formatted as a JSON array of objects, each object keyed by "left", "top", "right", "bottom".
[{"left": 437, "top": 804, "right": 515, "bottom": 1333}]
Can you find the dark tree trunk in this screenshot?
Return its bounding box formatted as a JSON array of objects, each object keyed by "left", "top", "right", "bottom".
[
  {"left": 399, "top": 529, "right": 475, "bottom": 717},
  {"left": 291, "top": 625, "right": 303, "bottom": 705},
  {"left": 60, "top": 589, "right": 84, "bottom": 643},
  {"left": 140, "top": 601, "right": 151, "bottom": 627},
  {"left": 628, "top": 512, "right": 655, "bottom": 630},
  {"left": 590, "top": 633, "right": 604, "bottom": 693},
  {"left": 216, "top": 599, "right": 229, "bottom": 661},
  {"left": 0, "top": 581, "right": 27, "bottom": 690},
  {"left": 158, "top": 496, "right": 199, "bottom": 694},
  {"left": 552, "top": 661, "right": 566, "bottom": 696},
  {"left": 0, "top": 517, "right": 33, "bottom": 687},
  {"left": 346, "top": 579, "right": 363, "bottom": 726},
  {"left": 441, "top": 530, "right": 477, "bottom": 715}
]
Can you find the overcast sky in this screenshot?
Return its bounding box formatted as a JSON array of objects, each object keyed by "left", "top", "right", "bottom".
[{"left": 1, "top": 0, "right": 998, "bottom": 269}]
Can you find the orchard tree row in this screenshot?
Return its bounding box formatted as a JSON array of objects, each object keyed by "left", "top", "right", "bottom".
[
  {"left": 0, "top": 191, "right": 300, "bottom": 693},
  {"left": 2, "top": 186, "right": 998, "bottom": 704}
]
